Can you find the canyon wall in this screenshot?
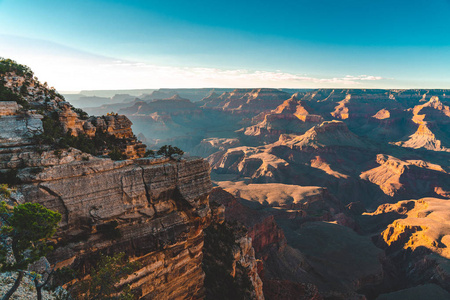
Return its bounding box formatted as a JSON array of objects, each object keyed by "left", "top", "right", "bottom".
[{"left": 15, "top": 150, "right": 212, "bottom": 299}]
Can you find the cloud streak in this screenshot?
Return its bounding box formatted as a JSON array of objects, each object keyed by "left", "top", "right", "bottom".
[
  {"left": 100, "top": 60, "right": 385, "bottom": 88},
  {"left": 0, "top": 35, "right": 386, "bottom": 90}
]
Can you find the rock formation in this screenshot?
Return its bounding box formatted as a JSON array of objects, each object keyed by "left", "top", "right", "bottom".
[
  {"left": 0, "top": 90, "right": 214, "bottom": 299},
  {"left": 208, "top": 187, "right": 383, "bottom": 300},
  {"left": 0, "top": 59, "right": 226, "bottom": 300},
  {"left": 243, "top": 94, "right": 323, "bottom": 144},
  {"left": 284, "top": 120, "right": 367, "bottom": 150},
  {"left": 199, "top": 88, "right": 290, "bottom": 115},
  {"left": 394, "top": 97, "right": 450, "bottom": 152},
  {"left": 360, "top": 154, "right": 450, "bottom": 199},
  {"left": 1, "top": 65, "right": 146, "bottom": 160},
  {"left": 359, "top": 198, "right": 450, "bottom": 297}
]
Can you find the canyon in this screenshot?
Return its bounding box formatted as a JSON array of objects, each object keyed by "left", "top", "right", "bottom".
[
  {"left": 2, "top": 59, "right": 450, "bottom": 300},
  {"left": 0, "top": 62, "right": 264, "bottom": 299},
  {"left": 79, "top": 87, "right": 450, "bottom": 299}
]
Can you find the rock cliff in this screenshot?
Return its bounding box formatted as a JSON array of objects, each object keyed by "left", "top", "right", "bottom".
[
  {"left": 204, "top": 196, "right": 265, "bottom": 300},
  {"left": 0, "top": 99, "right": 214, "bottom": 298},
  {"left": 359, "top": 198, "right": 450, "bottom": 297},
  {"left": 20, "top": 155, "right": 212, "bottom": 299},
  {"left": 0, "top": 59, "right": 224, "bottom": 299},
  {"left": 199, "top": 88, "right": 290, "bottom": 116}
]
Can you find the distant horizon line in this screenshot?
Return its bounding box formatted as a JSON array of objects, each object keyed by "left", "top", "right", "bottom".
[{"left": 60, "top": 87, "right": 450, "bottom": 95}]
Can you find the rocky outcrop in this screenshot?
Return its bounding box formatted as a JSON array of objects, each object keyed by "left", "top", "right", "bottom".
[
  {"left": 285, "top": 120, "right": 367, "bottom": 151},
  {"left": 0, "top": 102, "right": 43, "bottom": 147},
  {"left": 360, "top": 154, "right": 450, "bottom": 199},
  {"left": 204, "top": 197, "right": 265, "bottom": 300},
  {"left": 370, "top": 198, "right": 450, "bottom": 258},
  {"left": 359, "top": 198, "right": 450, "bottom": 296},
  {"left": 242, "top": 95, "right": 323, "bottom": 143},
  {"left": 0, "top": 104, "right": 213, "bottom": 299},
  {"left": 232, "top": 235, "right": 265, "bottom": 300},
  {"left": 394, "top": 123, "right": 450, "bottom": 152},
  {"left": 2, "top": 68, "right": 146, "bottom": 159},
  {"left": 208, "top": 146, "right": 290, "bottom": 183},
  {"left": 190, "top": 138, "right": 240, "bottom": 157},
  {"left": 199, "top": 88, "right": 290, "bottom": 116},
  {"left": 14, "top": 155, "right": 212, "bottom": 299},
  {"left": 209, "top": 187, "right": 286, "bottom": 256},
  {"left": 394, "top": 97, "right": 450, "bottom": 152}
]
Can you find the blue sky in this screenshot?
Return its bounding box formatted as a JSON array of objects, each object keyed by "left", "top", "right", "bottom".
[{"left": 1, "top": 0, "right": 450, "bottom": 90}]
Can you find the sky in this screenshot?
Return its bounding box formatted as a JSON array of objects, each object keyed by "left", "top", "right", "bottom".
[{"left": 1, "top": 0, "right": 450, "bottom": 91}]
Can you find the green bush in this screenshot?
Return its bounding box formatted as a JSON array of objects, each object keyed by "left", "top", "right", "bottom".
[
  {"left": 0, "top": 83, "right": 30, "bottom": 109},
  {"left": 73, "top": 108, "right": 89, "bottom": 120},
  {"left": 157, "top": 145, "right": 184, "bottom": 158},
  {"left": 144, "top": 150, "right": 155, "bottom": 157},
  {"left": 0, "top": 58, "right": 33, "bottom": 77},
  {"left": 71, "top": 253, "right": 140, "bottom": 300},
  {"left": 0, "top": 199, "right": 61, "bottom": 300},
  {"left": 108, "top": 147, "right": 125, "bottom": 161}
]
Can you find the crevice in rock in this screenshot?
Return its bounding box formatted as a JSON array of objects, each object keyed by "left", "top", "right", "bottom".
[{"left": 38, "top": 184, "right": 70, "bottom": 226}]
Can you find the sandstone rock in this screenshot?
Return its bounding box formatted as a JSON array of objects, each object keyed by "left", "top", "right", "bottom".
[
  {"left": 285, "top": 121, "right": 367, "bottom": 150},
  {"left": 0, "top": 101, "right": 21, "bottom": 116},
  {"left": 394, "top": 96, "right": 450, "bottom": 152},
  {"left": 14, "top": 155, "right": 212, "bottom": 299},
  {"left": 360, "top": 154, "right": 450, "bottom": 199},
  {"left": 363, "top": 198, "right": 450, "bottom": 294},
  {"left": 199, "top": 88, "right": 290, "bottom": 116}
]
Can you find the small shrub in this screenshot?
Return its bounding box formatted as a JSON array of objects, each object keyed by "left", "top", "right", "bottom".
[
  {"left": 73, "top": 108, "right": 89, "bottom": 120},
  {"left": 157, "top": 145, "right": 184, "bottom": 158},
  {"left": 54, "top": 149, "right": 63, "bottom": 159},
  {"left": 74, "top": 253, "right": 140, "bottom": 300},
  {"left": 144, "top": 150, "right": 155, "bottom": 157},
  {"left": 0, "top": 200, "right": 61, "bottom": 300},
  {"left": 108, "top": 147, "right": 124, "bottom": 161},
  {"left": 0, "top": 184, "right": 12, "bottom": 198}
]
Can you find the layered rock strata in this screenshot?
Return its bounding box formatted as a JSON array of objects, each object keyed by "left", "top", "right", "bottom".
[{"left": 16, "top": 155, "right": 212, "bottom": 299}]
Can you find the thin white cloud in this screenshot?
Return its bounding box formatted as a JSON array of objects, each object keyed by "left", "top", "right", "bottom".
[
  {"left": 98, "top": 60, "right": 385, "bottom": 87},
  {"left": 0, "top": 35, "right": 386, "bottom": 90}
]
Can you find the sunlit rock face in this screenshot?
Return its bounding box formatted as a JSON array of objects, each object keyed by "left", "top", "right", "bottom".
[
  {"left": 16, "top": 155, "right": 212, "bottom": 299},
  {"left": 365, "top": 198, "right": 450, "bottom": 294},
  {"left": 394, "top": 97, "right": 450, "bottom": 152}
]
